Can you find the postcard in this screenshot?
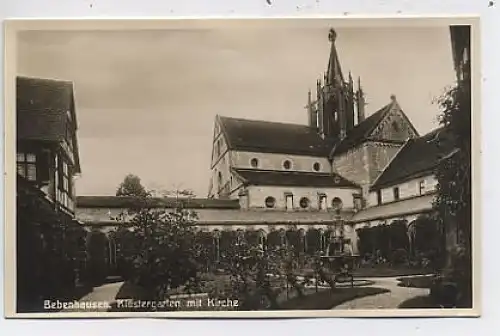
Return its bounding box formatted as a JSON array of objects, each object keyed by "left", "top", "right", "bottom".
[{"left": 3, "top": 17, "right": 481, "bottom": 318}]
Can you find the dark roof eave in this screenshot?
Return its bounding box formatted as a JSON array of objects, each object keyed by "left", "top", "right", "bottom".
[
  {"left": 76, "top": 196, "right": 241, "bottom": 209},
  {"left": 229, "top": 146, "right": 331, "bottom": 157}
]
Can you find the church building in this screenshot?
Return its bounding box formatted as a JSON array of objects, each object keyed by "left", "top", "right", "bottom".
[
  {"left": 206, "top": 28, "right": 456, "bottom": 247},
  {"left": 209, "top": 29, "right": 420, "bottom": 211}
]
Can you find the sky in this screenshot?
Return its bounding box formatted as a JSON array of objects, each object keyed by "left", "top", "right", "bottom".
[{"left": 16, "top": 20, "right": 456, "bottom": 197}]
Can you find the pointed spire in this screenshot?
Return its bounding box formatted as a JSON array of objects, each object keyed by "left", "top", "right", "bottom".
[
  {"left": 348, "top": 71, "right": 354, "bottom": 94},
  {"left": 326, "top": 28, "right": 344, "bottom": 86},
  {"left": 356, "top": 76, "right": 366, "bottom": 124}
]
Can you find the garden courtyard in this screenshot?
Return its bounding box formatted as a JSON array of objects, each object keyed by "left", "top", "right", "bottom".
[{"left": 63, "top": 270, "right": 437, "bottom": 312}]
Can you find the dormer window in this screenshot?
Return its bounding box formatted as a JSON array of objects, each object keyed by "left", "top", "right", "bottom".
[{"left": 283, "top": 160, "right": 292, "bottom": 170}]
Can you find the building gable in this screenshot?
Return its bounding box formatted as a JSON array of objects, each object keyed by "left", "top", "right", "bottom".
[
  {"left": 210, "top": 116, "right": 228, "bottom": 169},
  {"left": 368, "top": 99, "right": 419, "bottom": 142}
]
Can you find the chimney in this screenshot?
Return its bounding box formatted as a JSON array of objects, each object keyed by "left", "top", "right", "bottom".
[{"left": 356, "top": 76, "right": 366, "bottom": 124}]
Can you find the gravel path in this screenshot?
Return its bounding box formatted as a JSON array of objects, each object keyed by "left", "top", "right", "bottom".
[{"left": 333, "top": 276, "right": 430, "bottom": 310}]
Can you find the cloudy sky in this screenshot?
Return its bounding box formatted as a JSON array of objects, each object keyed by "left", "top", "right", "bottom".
[{"left": 16, "top": 20, "right": 456, "bottom": 197}]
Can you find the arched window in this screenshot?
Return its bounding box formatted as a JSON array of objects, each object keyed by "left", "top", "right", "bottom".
[
  {"left": 299, "top": 197, "right": 310, "bottom": 209},
  {"left": 283, "top": 160, "right": 292, "bottom": 170},
  {"left": 392, "top": 121, "right": 400, "bottom": 132},
  {"left": 250, "top": 158, "right": 259, "bottom": 168},
  {"left": 265, "top": 196, "right": 276, "bottom": 208},
  {"left": 313, "top": 162, "right": 321, "bottom": 171}
]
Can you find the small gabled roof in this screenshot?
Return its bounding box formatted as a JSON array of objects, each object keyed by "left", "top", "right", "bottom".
[
  {"left": 331, "top": 102, "right": 393, "bottom": 156},
  {"left": 233, "top": 168, "right": 360, "bottom": 189},
  {"left": 16, "top": 76, "right": 81, "bottom": 173},
  {"left": 218, "top": 115, "right": 336, "bottom": 157},
  {"left": 370, "top": 127, "right": 456, "bottom": 191},
  {"left": 330, "top": 98, "right": 419, "bottom": 157}
]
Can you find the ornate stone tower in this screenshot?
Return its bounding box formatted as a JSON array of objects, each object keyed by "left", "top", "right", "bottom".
[{"left": 306, "top": 28, "right": 366, "bottom": 141}]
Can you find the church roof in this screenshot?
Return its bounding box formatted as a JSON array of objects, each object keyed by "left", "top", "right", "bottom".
[
  {"left": 218, "top": 116, "right": 336, "bottom": 157},
  {"left": 370, "top": 127, "right": 456, "bottom": 191},
  {"left": 233, "top": 168, "right": 360, "bottom": 188},
  {"left": 331, "top": 102, "right": 393, "bottom": 156}
]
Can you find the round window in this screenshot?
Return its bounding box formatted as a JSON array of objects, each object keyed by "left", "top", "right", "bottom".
[
  {"left": 283, "top": 160, "right": 292, "bottom": 170},
  {"left": 250, "top": 158, "right": 259, "bottom": 168},
  {"left": 331, "top": 197, "right": 343, "bottom": 210},
  {"left": 265, "top": 196, "right": 276, "bottom": 208},
  {"left": 299, "top": 197, "right": 310, "bottom": 209},
  {"left": 313, "top": 162, "right": 321, "bottom": 171}
]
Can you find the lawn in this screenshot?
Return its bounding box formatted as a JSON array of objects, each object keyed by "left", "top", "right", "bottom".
[
  {"left": 398, "top": 295, "right": 440, "bottom": 309},
  {"left": 352, "top": 266, "right": 432, "bottom": 278},
  {"left": 397, "top": 275, "right": 436, "bottom": 288},
  {"left": 277, "top": 287, "right": 390, "bottom": 310}
]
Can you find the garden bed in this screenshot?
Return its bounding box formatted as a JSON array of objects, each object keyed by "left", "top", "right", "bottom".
[{"left": 277, "top": 287, "right": 390, "bottom": 310}]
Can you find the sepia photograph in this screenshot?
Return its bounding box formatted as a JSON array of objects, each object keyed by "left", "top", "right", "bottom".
[{"left": 4, "top": 17, "right": 479, "bottom": 318}]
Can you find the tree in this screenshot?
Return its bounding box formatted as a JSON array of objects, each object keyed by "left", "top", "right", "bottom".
[
  {"left": 433, "top": 74, "right": 472, "bottom": 307},
  {"left": 112, "top": 192, "right": 205, "bottom": 308},
  {"left": 116, "top": 174, "right": 148, "bottom": 197}
]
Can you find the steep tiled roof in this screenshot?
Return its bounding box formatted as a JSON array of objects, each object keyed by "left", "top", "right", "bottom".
[
  {"left": 17, "top": 76, "right": 81, "bottom": 172},
  {"left": 331, "top": 103, "right": 393, "bottom": 156},
  {"left": 234, "top": 168, "right": 360, "bottom": 189},
  {"left": 370, "top": 127, "right": 455, "bottom": 190},
  {"left": 351, "top": 194, "right": 435, "bottom": 223},
  {"left": 76, "top": 196, "right": 241, "bottom": 209},
  {"left": 17, "top": 76, "right": 74, "bottom": 140},
  {"left": 218, "top": 116, "right": 336, "bottom": 157}
]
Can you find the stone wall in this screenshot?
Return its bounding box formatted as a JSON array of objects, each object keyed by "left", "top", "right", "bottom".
[
  {"left": 367, "top": 175, "right": 438, "bottom": 206},
  {"left": 231, "top": 150, "right": 330, "bottom": 173},
  {"left": 332, "top": 145, "right": 370, "bottom": 188},
  {"left": 366, "top": 142, "right": 404, "bottom": 184},
  {"left": 247, "top": 185, "right": 359, "bottom": 211}
]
